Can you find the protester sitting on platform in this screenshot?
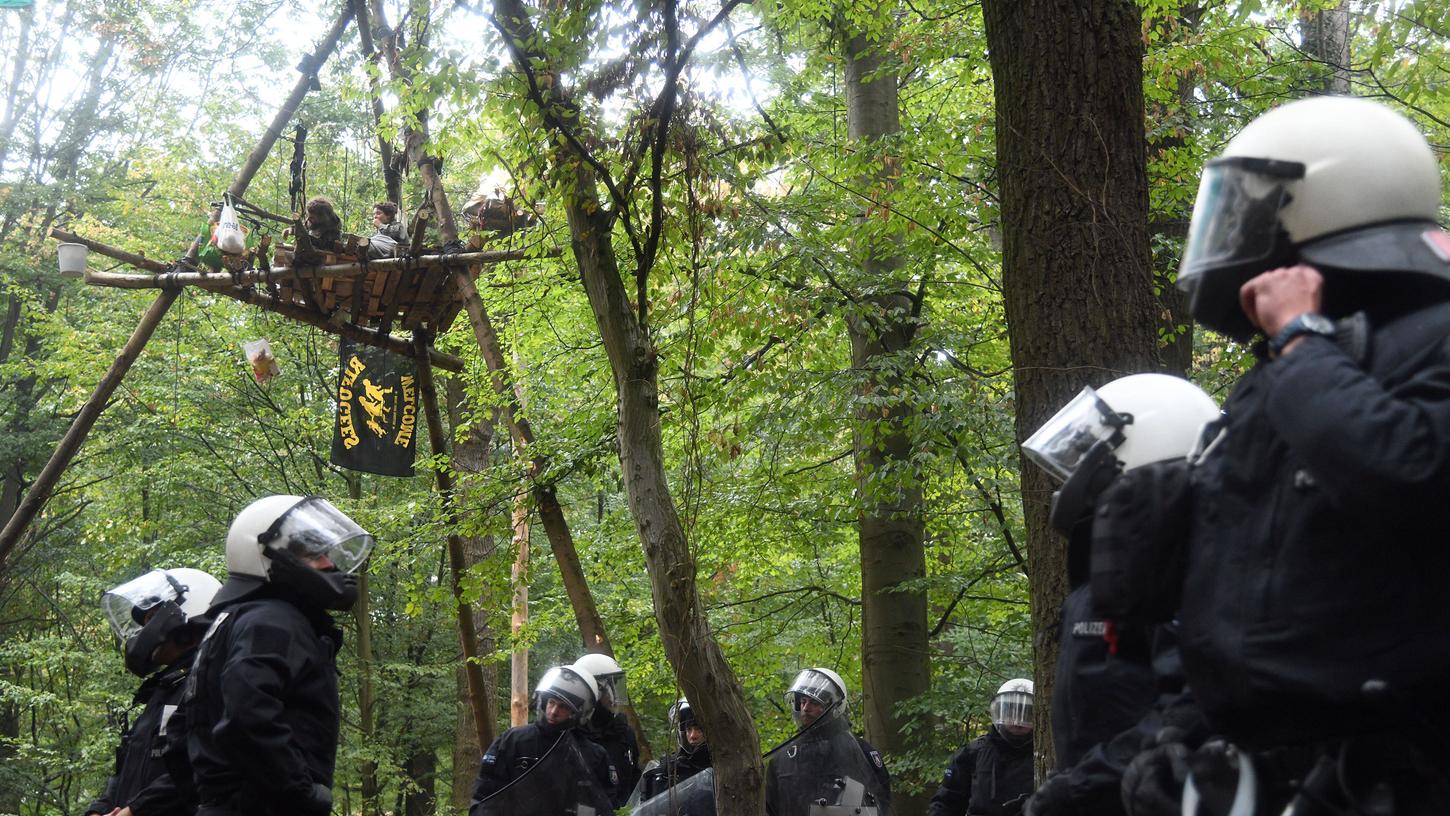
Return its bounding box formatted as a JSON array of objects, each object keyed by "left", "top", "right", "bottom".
[
  {"left": 366, "top": 202, "right": 403, "bottom": 259},
  {"left": 303, "top": 196, "right": 342, "bottom": 250}
]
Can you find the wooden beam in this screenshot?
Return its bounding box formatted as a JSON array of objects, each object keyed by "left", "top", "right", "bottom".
[
  {"left": 221, "top": 286, "right": 464, "bottom": 373},
  {"left": 1, "top": 5, "right": 360, "bottom": 570},
  {"left": 72, "top": 243, "right": 557, "bottom": 291},
  {"left": 49, "top": 228, "right": 466, "bottom": 371},
  {"left": 0, "top": 290, "right": 180, "bottom": 568}
]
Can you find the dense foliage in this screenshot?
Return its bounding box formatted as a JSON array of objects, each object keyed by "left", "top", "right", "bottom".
[{"left": 1, "top": 0, "right": 1446, "bottom": 813}]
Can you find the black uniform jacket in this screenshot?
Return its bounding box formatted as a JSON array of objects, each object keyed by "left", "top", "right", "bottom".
[
  {"left": 582, "top": 705, "right": 640, "bottom": 806},
  {"left": 1182, "top": 302, "right": 1450, "bottom": 747},
  {"left": 640, "top": 745, "right": 712, "bottom": 801},
  {"left": 470, "top": 721, "right": 615, "bottom": 803},
  {"left": 185, "top": 594, "right": 343, "bottom": 815},
  {"left": 86, "top": 656, "right": 195, "bottom": 816},
  {"left": 1050, "top": 565, "right": 1157, "bottom": 768},
  {"left": 927, "top": 729, "right": 1033, "bottom": 816}
]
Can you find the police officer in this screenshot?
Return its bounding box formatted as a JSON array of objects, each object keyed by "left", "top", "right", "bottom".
[
  {"left": 573, "top": 651, "right": 641, "bottom": 806},
  {"left": 1017, "top": 375, "right": 1218, "bottom": 815},
  {"left": 1132, "top": 95, "right": 1450, "bottom": 811},
  {"left": 183, "top": 494, "right": 375, "bottom": 816},
  {"left": 86, "top": 568, "right": 220, "bottom": 816},
  {"left": 766, "top": 667, "right": 891, "bottom": 816},
  {"left": 638, "top": 697, "right": 712, "bottom": 801},
  {"left": 929, "top": 679, "right": 1035, "bottom": 816},
  {"left": 469, "top": 665, "right": 615, "bottom": 814}
]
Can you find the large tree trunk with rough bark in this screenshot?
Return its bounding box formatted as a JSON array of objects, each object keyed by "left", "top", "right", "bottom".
[
  {"left": 841, "top": 8, "right": 932, "bottom": 813},
  {"left": 982, "top": 0, "right": 1164, "bottom": 777},
  {"left": 1301, "top": 1, "right": 1352, "bottom": 94},
  {"left": 490, "top": 2, "right": 764, "bottom": 812}
]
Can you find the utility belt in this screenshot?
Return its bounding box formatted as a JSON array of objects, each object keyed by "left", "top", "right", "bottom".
[{"left": 1183, "top": 731, "right": 1450, "bottom": 816}]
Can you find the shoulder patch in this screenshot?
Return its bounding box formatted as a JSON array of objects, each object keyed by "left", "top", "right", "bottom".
[
  {"left": 481, "top": 751, "right": 496, "bottom": 765},
  {"left": 869, "top": 749, "right": 884, "bottom": 768},
  {"left": 247, "top": 622, "right": 293, "bottom": 655}
]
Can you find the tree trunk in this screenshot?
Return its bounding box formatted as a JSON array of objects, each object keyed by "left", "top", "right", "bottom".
[
  {"left": 1301, "top": 1, "right": 1352, "bottom": 94},
  {"left": 349, "top": 471, "right": 381, "bottom": 816},
  {"left": 1147, "top": 3, "right": 1202, "bottom": 378},
  {"left": 447, "top": 377, "right": 498, "bottom": 812},
  {"left": 841, "top": 8, "right": 931, "bottom": 812},
  {"left": 511, "top": 494, "right": 531, "bottom": 727},
  {"left": 402, "top": 749, "right": 438, "bottom": 816},
  {"left": 982, "top": 0, "right": 1164, "bottom": 778},
  {"left": 490, "top": 3, "right": 764, "bottom": 811}
]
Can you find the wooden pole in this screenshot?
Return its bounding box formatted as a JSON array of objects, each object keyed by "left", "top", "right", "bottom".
[
  {"left": 0, "top": 290, "right": 178, "bottom": 568},
  {"left": 229, "top": 5, "right": 356, "bottom": 200},
  {"left": 73, "top": 246, "right": 557, "bottom": 290},
  {"left": 415, "top": 332, "right": 497, "bottom": 751},
  {"left": 0, "top": 5, "right": 358, "bottom": 570}
]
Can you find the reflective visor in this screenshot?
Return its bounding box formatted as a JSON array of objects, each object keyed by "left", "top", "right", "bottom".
[
  {"left": 260, "top": 496, "right": 375, "bottom": 573},
  {"left": 1179, "top": 156, "right": 1305, "bottom": 286},
  {"left": 787, "top": 669, "right": 843, "bottom": 709},
  {"left": 990, "top": 691, "right": 1034, "bottom": 729},
  {"left": 1022, "top": 387, "right": 1128, "bottom": 482},
  {"left": 101, "top": 569, "right": 181, "bottom": 640},
  {"left": 536, "top": 666, "right": 594, "bottom": 714}
]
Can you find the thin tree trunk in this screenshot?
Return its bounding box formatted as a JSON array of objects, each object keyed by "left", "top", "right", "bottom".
[
  {"left": 841, "top": 7, "right": 931, "bottom": 812},
  {"left": 490, "top": 3, "right": 763, "bottom": 811},
  {"left": 982, "top": 0, "right": 1164, "bottom": 778},
  {"left": 447, "top": 379, "right": 497, "bottom": 812},
  {"left": 349, "top": 473, "right": 380, "bottom": 816},
  {"left": 510, "top": 494, "right": 531, "bottom": 727},
  {"left": 416, "top": 335, "right": 497, "bottom": 753},
  {"left": 350, "top": 0, "right": 403, "bottom": 205}
]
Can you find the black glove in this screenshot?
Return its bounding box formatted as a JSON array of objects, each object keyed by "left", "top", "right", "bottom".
[
  {"left": 1121, "top": 740, "right": 1190, "bottom": 816},
  {"left": 1025, "top": 772, "right": 1074, "bottom": 816},
  {"left": 301, "top": 782, "right": 333, "bottom": 816}
]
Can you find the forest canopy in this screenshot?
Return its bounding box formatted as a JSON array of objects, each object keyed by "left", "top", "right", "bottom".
[{"left": 0, "top": 0, "right": 1446, "bottom": 814}]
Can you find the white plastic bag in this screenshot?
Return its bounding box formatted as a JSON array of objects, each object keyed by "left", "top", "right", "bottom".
[
  {"left": 242, "top": 338, "right": 280, "bottom": 383},
  {"left": 216, "top": 202, "right": 246, "bottom": 255}
]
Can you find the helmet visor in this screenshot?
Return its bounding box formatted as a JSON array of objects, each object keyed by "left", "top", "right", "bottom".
[
  {"left": 261, "top": 496, "right": 375, "bottom": 573},
  {"left": 536, "top": 666, "right": 596, "bottom": 716},
  {"left": 597, "top": 673, "right": 629, "bottom": 707},
  {"left": 1023, "top": 387, "right": 1127, "bottom": 482},
  {"left": 990, "top": 691, "right": 1034, "bottom": 730},
  {"left": 786, "top": 669, "right": 844, "bottom": 710},
  {"left": 102, "top": 569, "right": 183, "bottom": 640},
  {"left": 1179, "top": 156, "right": 1305, "bottom": 288}
]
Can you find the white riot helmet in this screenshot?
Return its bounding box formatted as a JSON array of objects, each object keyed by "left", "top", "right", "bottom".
[
  {"left": 102, "top": 567, "right": 221, "bottom": 676},
  {"left": 990, "top": 678, "right": 1034, "bottom": 734},
  {"left": 786, "top": 667, "right": 848, "bottom": 728},
  {"left": 535, "top": 665, "right": 599, "bottom": 729},
  {"left": 218, "top": 495, "right": 375, "bottom": 611},
  {"left": 1024, "top": 374, "right": 1219, "bottom": 532},
  {"left": 1178, "top": 96, "right": 1448, "bottom": 339},
  {"left": 574, "top": 652, "right": 629, "bottom": 709}
]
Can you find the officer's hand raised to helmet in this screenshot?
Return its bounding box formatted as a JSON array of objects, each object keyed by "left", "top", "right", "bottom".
[{"left": 1238, "top": 264, "right": 1323, "bottom": 338}]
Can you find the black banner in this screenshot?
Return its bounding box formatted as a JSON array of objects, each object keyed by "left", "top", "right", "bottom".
[{"left": 331, "top": 338, "right": 418, "bottom": 477}]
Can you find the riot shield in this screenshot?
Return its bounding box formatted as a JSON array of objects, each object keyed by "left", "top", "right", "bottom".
[
  {"left": 764, "top": 715, "right": 890, "bottom": 816},
  {"left": 630, "top": 767, "right": 716, "bottom": 816},
  {"left": 626, "top": 759, "right": 662, "bottom": 810},
  {"left": 472, "top": 732, "right": 615, "bottom": 816}
]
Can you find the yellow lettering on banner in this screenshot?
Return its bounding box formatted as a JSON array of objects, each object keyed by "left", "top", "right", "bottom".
[
  {"left": 341, "top": 355, "right": 367, "bottom": 389},
  {"left": 337, "top": 397, "right": 359, "bottom": 449},
  {"left": 393, "top": 374, "right": 417, "bottom": 448}
]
